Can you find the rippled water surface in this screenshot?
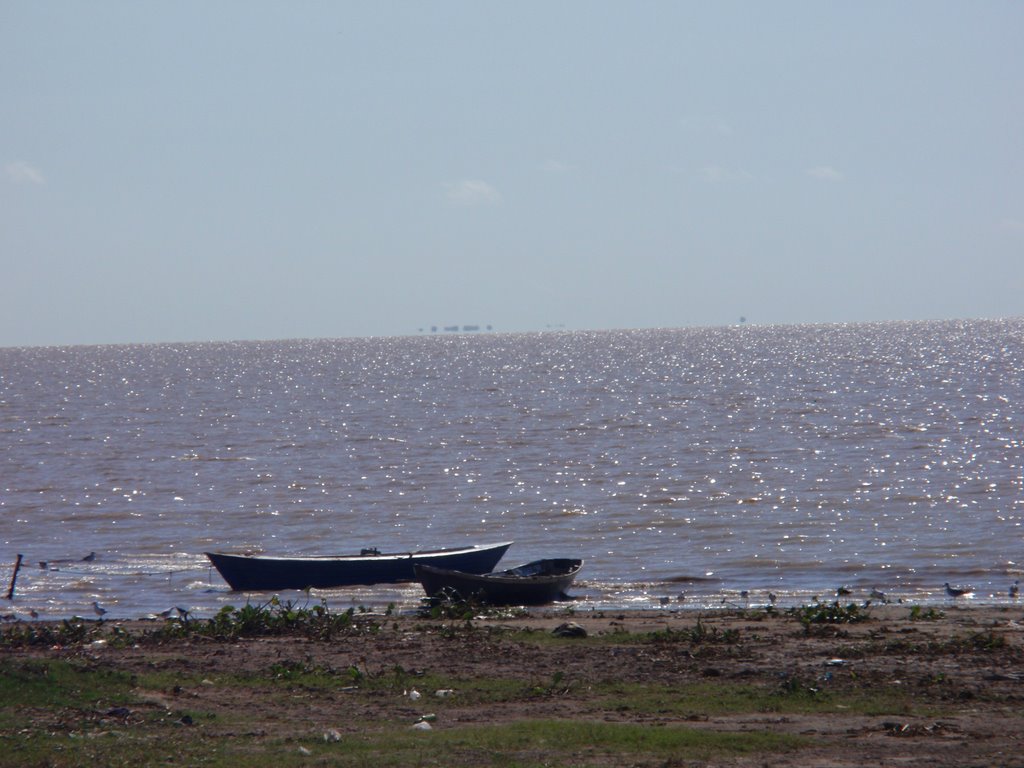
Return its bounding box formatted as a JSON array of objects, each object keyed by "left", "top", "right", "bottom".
[{"left": 1, "top": 320, "right": 1022, "bottom": 619}]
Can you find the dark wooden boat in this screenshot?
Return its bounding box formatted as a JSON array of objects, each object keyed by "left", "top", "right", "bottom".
[
  {"left": 206, "top": 541, "right": 513, "bottom": 591},
  {"left": 414, "top": 558, "right": 583, "bottom": 606}
]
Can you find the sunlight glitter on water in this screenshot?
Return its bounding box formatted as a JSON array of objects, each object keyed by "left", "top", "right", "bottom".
[{"left": 1, "top": 319, "right": 1022, "bottom": 618}]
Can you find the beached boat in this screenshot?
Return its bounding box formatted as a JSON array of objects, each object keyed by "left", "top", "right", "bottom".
[
  {"left": 414, "top": 558, "right": 582, "bottom": 606},
  {"left": 206, "top": 541, "right": 513, "bottom": 591}
]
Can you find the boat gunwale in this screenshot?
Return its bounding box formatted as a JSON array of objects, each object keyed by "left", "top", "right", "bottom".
[
  {"left": 415, "top": 558, "right": 582, "bottom": 585},
  {"left": 205, "top": 541, "right": 514, "bottom": 564}
]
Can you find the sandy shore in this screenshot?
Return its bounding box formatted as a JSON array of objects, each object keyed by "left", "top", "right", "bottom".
[{"left": 2, "top": 602, "right": 1023, "bottom": 766}]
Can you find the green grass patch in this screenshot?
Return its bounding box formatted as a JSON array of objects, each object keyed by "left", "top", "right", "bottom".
[
  {"left": 287, "top": 719, "right": 806, "bottom": 767},
  {"left": 0, "top": 658, "right": 134, "bottom": 713},
  {"left": 0, "top": 719, "right": 805, "bottom": 768},
  {"left": 594, "top": 678, "right": 918, "bottom": 718},
  {"left": 0, "top": 660, "right": 808, "bottom": 767},
  {"left": 177, "top": 659, "right": 923, "bottom": 721},
  {"left": 504, "top": 620, "right": 741, "bottom": 649},
  {"left": 0, "top": 731, "right": 231, "bottom": 768},
  {"left": 0, "top": 652, "right": 930, "bottom": 768}
]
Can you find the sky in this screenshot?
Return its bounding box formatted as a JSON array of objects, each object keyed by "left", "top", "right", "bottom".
[{"left": 2, "top": 2, "right": 1022, "bottom": 347}]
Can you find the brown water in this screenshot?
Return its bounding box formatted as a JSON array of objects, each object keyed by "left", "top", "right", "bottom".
[{"left": 1, "top": 319, "right": 1022, "bottom": 619}]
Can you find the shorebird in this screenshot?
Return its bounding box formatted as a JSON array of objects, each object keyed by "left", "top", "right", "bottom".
[
  {"left": 870, "top": 588, "right": 888, "bottom": 603},
  {"left": 92, "top": 601, "right": 108, "bottom": 619},
  {"left": 1010, "top": 581, "right": 1019, "bottom": 599},
  {"left": 944, "top": 582, "right": 973, "bottom": 599},
  {"left": 82, "top": 552, "right": 96, "bottom": 562},
  {"left": 836, "top": 585, "right": 852, "bottom": 597},
  {"left": 768, "top": 591, "right": 777, "bottom": 605}
]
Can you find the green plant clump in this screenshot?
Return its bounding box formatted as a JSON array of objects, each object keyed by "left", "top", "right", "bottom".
[
  {"left": 156, "top": 598, "right": 362, "bottom": 641},
  {"left": 0, "top": 618, "right": 117, "bottom": 649},
  {"left": 790, "top": 601, "right": 870, "bottom": 628},
  {"left": 646, "top": 617, "right": 741, "bottom": 645}
]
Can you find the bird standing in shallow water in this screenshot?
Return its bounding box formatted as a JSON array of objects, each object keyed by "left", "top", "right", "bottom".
[
  {"left": 91, "top": 601, "right": 107, "bottom": 619},
  {"left": 944, "top": 582, "right": 973, "bottom": 599},
  {"left": 1010, "top": 581, "right": 1019, "bottom": 599}
]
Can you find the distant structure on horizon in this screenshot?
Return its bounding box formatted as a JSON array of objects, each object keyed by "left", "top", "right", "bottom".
[{"left": 419, "top": 324, "right": 494, "bottom": 333}]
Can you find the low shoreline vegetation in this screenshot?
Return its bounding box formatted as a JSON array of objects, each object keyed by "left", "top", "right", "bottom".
[
  {"left": 0, "top": 597, "right": 381, "bottom": 648},
  {"left": 0, "top": 597, "right": 1006, "bottom": 650}
]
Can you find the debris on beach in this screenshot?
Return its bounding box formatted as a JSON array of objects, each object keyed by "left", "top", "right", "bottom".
[{"left": 551, "top": 621, "right": 587, "bottom": 638}]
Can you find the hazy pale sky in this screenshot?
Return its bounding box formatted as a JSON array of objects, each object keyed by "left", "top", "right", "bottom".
[{"left": 2, "top": 2, "right": 1022, "bottom": 347}]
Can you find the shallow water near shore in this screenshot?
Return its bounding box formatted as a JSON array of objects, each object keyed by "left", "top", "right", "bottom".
[{"left": 2, "top": 319, "right": 1022, "bottom": 619}]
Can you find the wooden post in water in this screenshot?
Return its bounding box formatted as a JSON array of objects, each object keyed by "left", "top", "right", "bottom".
[{"left": 6, "top": 554, "right": 24, "bottom": 599}]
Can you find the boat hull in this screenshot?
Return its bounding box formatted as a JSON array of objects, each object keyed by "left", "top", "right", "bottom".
[
  {"left": 206, "top": 542, "right": 513, "bottom": 591},
  {"left": 414, "top": 558, "right": 582, "bottom": 606}
]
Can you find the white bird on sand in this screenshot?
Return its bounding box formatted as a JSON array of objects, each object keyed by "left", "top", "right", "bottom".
[
  {"left": 92, "top": 601, "right": 108, "bottom": 619},
  {"left": 1010, "top": 581, "right": 1019, "bottom": 599},
  {"left": 944, "top": 582, "right": 973, "bottom": 599}
]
